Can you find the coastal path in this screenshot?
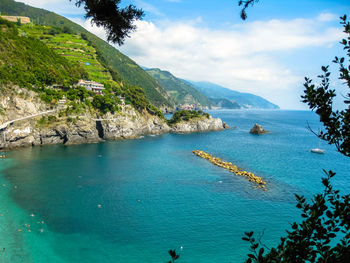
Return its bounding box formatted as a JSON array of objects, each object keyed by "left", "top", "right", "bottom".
[{"left": 0, "top": 109, "right": 56, "bottom": 130}]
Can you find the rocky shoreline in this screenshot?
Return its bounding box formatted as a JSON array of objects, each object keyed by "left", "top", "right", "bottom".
[{"left": 0, "top": 88, "right": 226, "bottom": 150}]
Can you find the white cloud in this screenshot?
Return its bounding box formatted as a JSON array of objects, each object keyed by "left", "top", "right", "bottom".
[
  {"left": 117, "top": 15, "right": 342, "bottom": 109},
  {"left": 17, "top": 0, "right": 84, "bottom": 15},
  {"left": 317, "top": 12, "right": 338, "bottom": 22},
  {"left": 70, "top": 18, "right": 107, "bottom": 40},
  {"left": 15, "top": 1, "right": 343, "bottom": 109}
]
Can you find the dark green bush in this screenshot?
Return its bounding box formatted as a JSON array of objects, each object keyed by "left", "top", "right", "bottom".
[{"left": 167, "top": 110, "right": 209, "bottom": 125}]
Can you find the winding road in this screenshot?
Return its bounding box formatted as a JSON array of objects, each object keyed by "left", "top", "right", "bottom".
[{"left": 0, "top": 109, "right": 56, "bottom": 130}]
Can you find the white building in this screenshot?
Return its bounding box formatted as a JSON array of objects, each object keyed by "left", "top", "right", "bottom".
[{"left": 77, "top": 79, "right": 105, "bottom": 94}]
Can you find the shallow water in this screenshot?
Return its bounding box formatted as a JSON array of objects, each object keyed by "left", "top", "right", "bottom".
[{"left": 1, "top": 110, "right": 349, "bottom": 262}]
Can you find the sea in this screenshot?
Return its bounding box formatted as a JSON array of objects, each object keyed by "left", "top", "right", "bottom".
[{"left": 0, "top": 109, "right": 349, "bottom": 263}]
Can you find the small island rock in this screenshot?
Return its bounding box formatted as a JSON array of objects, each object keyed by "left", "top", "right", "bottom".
[{"left": 249, "top": 123, "right": 269, "bottom": 134}]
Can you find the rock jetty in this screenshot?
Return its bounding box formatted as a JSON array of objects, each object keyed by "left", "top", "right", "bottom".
[
  {"left": 249, "top": 123, "right": 269, "bottom": 134},
  {"left": 193, "top": 150, "right": 267, "bottom": 190}
]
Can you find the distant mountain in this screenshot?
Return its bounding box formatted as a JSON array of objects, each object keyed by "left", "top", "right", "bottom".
[
  {"left": 0, "top": 0, "right": 172, "bottom": 108},
  {"left": 146, "top": 68, "right": 212, "bottom": 108},
  {"left": 209, "top": 98, "right": 241, "bottom": 109},
  {"left": 188, "top": 81, "right": 279, "bottom": 109}
]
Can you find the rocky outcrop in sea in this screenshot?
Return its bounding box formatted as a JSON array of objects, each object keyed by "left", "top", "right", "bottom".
[{"left": 249, "top": 123, "right": 269, "bottom": 134}]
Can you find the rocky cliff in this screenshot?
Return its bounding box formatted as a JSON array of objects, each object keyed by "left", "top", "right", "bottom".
[
  {"left": 170, "top": 116, "right": 225, "bottom": 133},
  {"left": 0, "top": 87, "right": 225, "bottom": 149}
]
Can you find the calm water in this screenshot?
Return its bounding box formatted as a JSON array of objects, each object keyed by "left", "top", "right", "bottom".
[{"left": 0, "top": 110, "right": 349, "bottom": 263}]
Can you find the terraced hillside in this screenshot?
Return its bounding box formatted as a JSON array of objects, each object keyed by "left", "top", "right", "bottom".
[
  {"left": 21, "top": 24, "right": 114, "bottom": 84},
  {"left": 0, "top": 0, "right": 173, "bottom": 108},
  {"left": 0, "top": 18, "right": 86, "bottom": 88}
]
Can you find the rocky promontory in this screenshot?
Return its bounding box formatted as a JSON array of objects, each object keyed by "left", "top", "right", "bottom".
[{"left": 0, "top": 87, "right": 226, "bottom": 150}]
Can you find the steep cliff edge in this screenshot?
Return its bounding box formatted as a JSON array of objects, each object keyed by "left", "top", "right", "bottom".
[
  {"left": 170, "top": 116, "right": 225, "bottom": 133},
  {"left": 0, "top": 87, "right": 225, "bottom": 149}
]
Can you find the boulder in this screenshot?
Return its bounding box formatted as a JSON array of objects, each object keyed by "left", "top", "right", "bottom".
[
  {"left": 223, "top": 122, "right": 230, "bottom": 129},
  {"left": 249, "top": 123, "right": 269, "bottom": 134}
]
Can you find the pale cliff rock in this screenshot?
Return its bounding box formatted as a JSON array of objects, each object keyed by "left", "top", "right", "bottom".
[
  {"left": 170, "top": 116, "right": 225, "bottom": 133},
  {"left": 0, "top": 87, "right": 225, "bottom": 149},
  {"left": 249, "top": 123, "right": 269, "bottom": 134}
]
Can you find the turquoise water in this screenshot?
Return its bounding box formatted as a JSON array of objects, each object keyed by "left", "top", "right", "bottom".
[{"left": 0, "top": 110, "right": 349, "bottom": 263}]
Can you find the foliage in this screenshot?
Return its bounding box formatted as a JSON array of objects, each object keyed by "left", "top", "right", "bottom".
[
  {"left": 92, "top": 93, "right": 119, "bottom": 114},
  {"left": 167, "top": 110, "right": 210, "bottom": 125},
  {"left": 122, "top": 84, "right": 164, "bottom": 118},
  {"left": 146, "top": 68, "right": 212, "bottom": 107},
  {"left": 0, "top": 21, "right": 86, "bottom": 88},
  {"left": 72, "top": 0, "right": 143, "bottom": 45},
  {"left": 242, "top": 16, "right": 350, "bottom": 263},
  {"left": 0, "top": 0, "right": 172, "bottom": 108},
  {"left": 301, "top": 15, "right": 350, "bottom": 157},
  {"left": 243, "top": 170, "right": 350, "bottom": 263},
  {"left": 167, "top": 250, "right": 180, "bottom": 263},
  {"left": 238, "top": 0, "right": 260, "bottom": 20},
  {"left": 67, "top": 86, "right": 92, "bottom": 101}
]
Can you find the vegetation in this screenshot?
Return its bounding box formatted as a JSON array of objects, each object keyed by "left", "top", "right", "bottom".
[
  {"left": 241, "top": 15, "right": 350, "bottom": 263},
  {"left": 167, "top": 110, "right": 210, "bottom": 125},
  {"left": 238, "top": 0, "right": 260, "bottom": 20},
  {"left": 167, "top": 250, "right": 180, "bottom": 263},
  {"left": 146, "top": 68, "right": 212, "bottom": 108},
  {"left": 72, "top": 0, "right": 143, "bottom": 45},
  {"left": 22, "top": 23, "right": 115, "bottom": 84},
  {"left": 0, "top": 18, "right": 87, "bottom": 88},
  {"left": 0, "top": 17, "right": 165, "bottom": 117},
  {"left": 0, "top": 0, "right": 172, "bottom": 108}
]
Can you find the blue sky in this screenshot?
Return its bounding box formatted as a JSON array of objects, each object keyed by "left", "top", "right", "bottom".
[{"left": 19, "top": 0, "right": 350, "bottom": 109}]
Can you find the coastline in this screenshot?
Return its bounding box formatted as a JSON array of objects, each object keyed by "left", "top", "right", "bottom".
[{"left": 0, "top": 87, "right": 226, "bottom": 150}]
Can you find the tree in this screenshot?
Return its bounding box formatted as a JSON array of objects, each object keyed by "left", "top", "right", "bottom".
[
  {"left": 71, "top": 0, "right": 143, "bottom": 45},
  {"left": 238, "top": 0, "right": 260, "bottom": 20},
  {"left": 242, "top": 15, "right": 350, "bottom": 263}
]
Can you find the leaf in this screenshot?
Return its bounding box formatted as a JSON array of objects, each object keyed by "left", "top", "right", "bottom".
[{"left": 248, "top": 254, "right": 257, "bottom": 259}]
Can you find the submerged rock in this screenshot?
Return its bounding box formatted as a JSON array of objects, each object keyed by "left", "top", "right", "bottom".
[{"left": 249, "top": 123, "right": 269, "bottom": 134}]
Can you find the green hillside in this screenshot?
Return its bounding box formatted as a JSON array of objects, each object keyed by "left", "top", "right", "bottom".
[
  {"left": 21, "top": 24, "right": 114, "bottom": 84},
  {"left": 146, "top": 68, "right": 212, "bottom": 108},
  {"left": 0, "top": 0, "right": 172, "bottom": 108},
  {"left": 0, "top": 18, "right": 86, "bottom": 88},
  {"left": 0, "top": 19, "right": 163, "bottom": 117}
]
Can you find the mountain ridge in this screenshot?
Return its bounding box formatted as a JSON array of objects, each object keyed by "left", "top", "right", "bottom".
[
  {"left": 188, "top": 80, "right": 279, "bottom": 109},
  {"left": 145, "top": 68, "right": 212, "bottom": 108}
]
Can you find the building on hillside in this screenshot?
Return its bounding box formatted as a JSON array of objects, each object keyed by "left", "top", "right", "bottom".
[
  {"left": 57, "top": 96, "right": 67, "bottom": 109},
  {"left": 76, "top": 79, "right": 105, "bottom": 94},
  {"left": 0, "top": 16, "right": 31, "bottom": 24},
  {"left": 178, "top": 104, "right": 198, "bottom": 111}
]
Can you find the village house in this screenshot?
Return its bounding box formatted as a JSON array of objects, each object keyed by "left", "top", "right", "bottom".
[
  {"left": 0, "top": 16, "right": 31, "bottom": 24},
  {"left": 76, "top": 79, "right": 105, "bottom": 94}
]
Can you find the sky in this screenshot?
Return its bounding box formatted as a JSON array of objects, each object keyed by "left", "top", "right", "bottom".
[{"left": 18, "top": 0, "right": 350, "bottom": 109}]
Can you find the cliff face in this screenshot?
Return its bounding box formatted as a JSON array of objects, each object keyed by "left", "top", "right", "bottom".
[
  {"left": 170, "top": 116, "right": 224, "bottom": 133},
  {"left": 0, "top": 87, "right": 225, "bottom": 149}
]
